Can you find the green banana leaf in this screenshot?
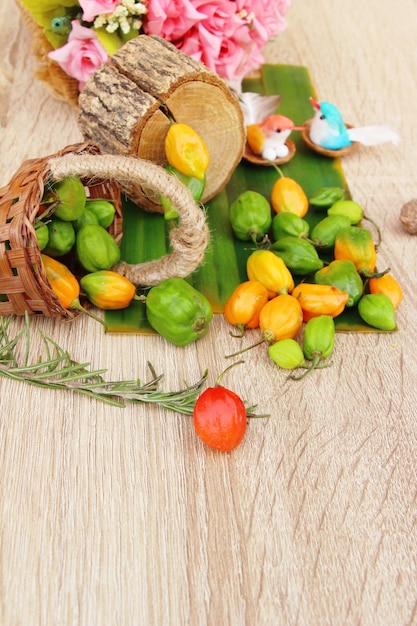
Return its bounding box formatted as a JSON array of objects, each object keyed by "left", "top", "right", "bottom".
[{"left": 104, "top": 64, "right": 390, "bottom": 334}]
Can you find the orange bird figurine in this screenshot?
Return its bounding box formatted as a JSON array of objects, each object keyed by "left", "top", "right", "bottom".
[
  {"left": 246, "top": 115, "right": 305, "bottom": 160},
  {"left": 240, "top": 92, "right": 304, "bottom": 161}
]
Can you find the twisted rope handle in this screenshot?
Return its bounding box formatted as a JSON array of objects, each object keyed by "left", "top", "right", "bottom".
[{"left": 48, "top": 153, "right": 209, "bottom": 286}]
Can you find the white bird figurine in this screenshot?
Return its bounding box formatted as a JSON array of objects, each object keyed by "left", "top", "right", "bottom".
[
  {"left": 308, "top": 97, "right": 400, "bottom": 150},
  {"left": 240, "top": 92, "right": 304, "bottom": 161}
]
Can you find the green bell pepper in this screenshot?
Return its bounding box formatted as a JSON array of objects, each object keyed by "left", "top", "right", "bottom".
[
  {"left": 43, "top": 217, "right": 75, "bottom": 257},
  {"left": 357, "top": 294, "right": 396, "bottom": 330},
  {"left": 314, "top": 259, "right": 363, "bottom": 307},
  {"left": 271, "top": 212, "right": 310, "bottom": 242},
  {"left": 145, "top": 278, "right": 213, "bottom": 346},
  {"left": 75, "top": 224, "right": 120, "bottom": 272},
  {"left": 160, "top": 164, "right": 206, "bottom": 220},
  {"left": 309, "top": 187, "right": 346, "bottom": 209},
  {"left": 229, "top": 190, "right": 272, "bottom": 243},
  {"left": 310, "top": 214, "right": 352, "bottom": 249},
  {"left": 271, "top": 236, "right": 324, "bottom": 275}
]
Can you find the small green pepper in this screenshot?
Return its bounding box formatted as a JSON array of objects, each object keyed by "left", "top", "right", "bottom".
[
  {"left": 268, "top": 338, "right": 306, "bottom": 370},
  {"left": 314, "top": 259, "right": 363, "bottom": 307},
  {"left": 34, "top": 221, "right": 49, "bottom": 251},
  {"left": 75, "top": 224, "right": 121, "bottom": 272},
  {"left": 327, "top": 200, "right": 363, "bottom": 224},
  {"left": 292, "top": 315, "right": 335, "bottom": 379},
  {"left": 328, "top": 200, "right": 382, "bottom": 246},
  {"left": 357, "top": 294, "right": 396, "bottom": 330},
  {"left": 271, "top": 212, "right": 310, "bottom": 241},
  {"left": 48, "top": 177, "right": 86, "bottom": 221},
  {"left": 310, "top": 214, "right": 352, "bottom": 249},
  {"left": 43, "top": 217, "right": 75, "bottom": 257},
  {"left": 85, "top": 199, "right": 116, "bottom": 228},
  {"left": 160, "top": 164, "right": 206, "bottom": 220},
  {"left": 229, "top": 190, "right": 272, "bottom": 243},
  {"left": 73, "top": 208, "right": 100, "bottom": 231},
  {"left": 309, "top": 187, "right": 346, "bottom": 209},
  {"left": 145, "top": 277, "right": 213, "bottom": 346},
  {"left": 271, "top": 236, "right": 324, "bottom": 275}
]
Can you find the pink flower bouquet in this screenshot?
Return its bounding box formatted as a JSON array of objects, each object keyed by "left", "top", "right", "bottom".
[{"left": 19, "top": 0, "right": 290, "bottom": 91}]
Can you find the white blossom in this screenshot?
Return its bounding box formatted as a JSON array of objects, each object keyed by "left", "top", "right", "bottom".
[{"left": 93, "top": 0, "right": 147, "bottom": 35}]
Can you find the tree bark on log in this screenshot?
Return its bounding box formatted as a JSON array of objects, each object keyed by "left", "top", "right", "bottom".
[{"left": 78, "top": 35, "right": 246, "bottom": 212}]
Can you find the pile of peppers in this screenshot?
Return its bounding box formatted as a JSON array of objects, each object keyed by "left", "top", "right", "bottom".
[
  {"left": 35, "top": 177, "right": 138, "bottom": 320},
  {"left": 35, "top": 123, "right": 215, "bottom": 345},
  {"left": 225, "top": 181, "right": 403, "bottom": 378}
]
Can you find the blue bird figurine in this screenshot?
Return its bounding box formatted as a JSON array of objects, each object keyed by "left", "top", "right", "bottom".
[{"left": 308, "top": 97, "right": 399, "bottom": 150}]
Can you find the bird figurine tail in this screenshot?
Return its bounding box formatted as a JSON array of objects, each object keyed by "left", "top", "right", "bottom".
[
  {"left": 347, "top": 125, "right": 400, "bottom": 146},
  {"left": 239, "top": 92, "right": 282, "bottom": 125}
]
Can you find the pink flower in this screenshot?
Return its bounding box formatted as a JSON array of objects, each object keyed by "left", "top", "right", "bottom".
[
  {"left": 145, "top": 0, "right": 205, "bottom": 40},
  {"left": 150, "top": 0, "right": 291, "bottom": 83},
  {"left": 172, "top": 0, "right": 254, "bottom": 81},
  {"left": 236, "top": 0, "right": 290, "bottom": 46},
  {"left": 48, "top": 21, "right": 109, "bottom": 90},
  {"left": 78, "top": 0, "right": 123, "bottom": 23}
]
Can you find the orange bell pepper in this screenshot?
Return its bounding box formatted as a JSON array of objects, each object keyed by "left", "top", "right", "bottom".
[
  {"left": 259, "top": 294, "right": 303, "bottom": 343},
  {"left": 292, "top": 283, "right": 349, "bottom": 322},
  {"left": 224, "top": 280, "right": 269, "bottom": 334},
  {"left": 368, "top": 274, "right": 403, "bottom": 309}
]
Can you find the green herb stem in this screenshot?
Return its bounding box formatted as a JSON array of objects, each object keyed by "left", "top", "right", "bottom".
[{"left": 0, "top": 314, "right": 208, "bottom": 415}]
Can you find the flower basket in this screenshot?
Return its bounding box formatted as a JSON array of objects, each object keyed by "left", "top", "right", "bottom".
[
  {"left": 0, "top": 142, "right": 209, "bottom": 320},
  {"left": 16, "top": 0, "right": 80, "bottom": 107}
]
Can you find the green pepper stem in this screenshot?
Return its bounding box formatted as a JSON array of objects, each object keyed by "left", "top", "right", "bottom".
[
  {"left": 290, "top": 353, "right": 321, "bottom": 380},
  {"left": 225, "top": 337, "right": 265, "bottom": 359},
  {"left": 271, "top": 163, "right": 285, "bottom": 178},
  {"left": 70, "top": 298, "right": 107, "bottom": 329},
  {"left": 214, "top": 360, "right": 245, "bottom": 386},
  {"left": 249, "top": 231, "right": 270, "bottom": 246},
  {"left": 360, "top": 266, "right": 390, "bottom": 279},
  {"left": 225, "top": 328, "right": 276, "bottom": 358},
  {"left": 363, "top": 214, "right": 382, "bottom": 247},
  {"left": 229, "top": 324, "right": 246, "bottom": 338}
]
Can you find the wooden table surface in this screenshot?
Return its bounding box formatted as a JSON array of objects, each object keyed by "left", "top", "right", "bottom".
[{"left": 1, "top": 1, "right": 417, "bottom": 624}]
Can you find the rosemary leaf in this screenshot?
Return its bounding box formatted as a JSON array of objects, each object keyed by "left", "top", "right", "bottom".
[{"left": 0, "top": 315, "right": 208, "bottom": 415}]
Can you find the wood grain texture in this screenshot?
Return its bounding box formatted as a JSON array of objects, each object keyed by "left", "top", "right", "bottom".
[{"left": 1, "top": 1, "right": 417, "bottom": 625}]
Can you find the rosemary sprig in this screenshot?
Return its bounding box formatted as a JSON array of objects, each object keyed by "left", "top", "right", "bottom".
[{"left": 0, "top": 314, "right": 208, "bottom": 414}]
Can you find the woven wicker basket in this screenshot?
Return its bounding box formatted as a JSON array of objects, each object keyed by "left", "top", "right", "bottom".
[
  {"left": 0, "top": 142, "right": 209, "bottom": 320},
  {"left": 0, "top": 143, "right": 122, "bottom": 319}
]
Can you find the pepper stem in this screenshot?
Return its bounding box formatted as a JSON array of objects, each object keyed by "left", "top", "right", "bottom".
[
  {"left": 271, "top": 163, "right": 285, "bottom": 178},
  {"left": 229, "top": 324, "right": 246, "bottom": 338},
  {"left": 215, "top": 360, "right": 245, "bottom": 386},
  {"left": 363, "top": 214, "right": 382, "bottom": 247},
  {"left": 225, "top": 337, "right": 265, "bottom": 359},
  {"left": 70, "top": 298, "right": 107, "bottom": 329},
  {"left": 290, "top": 353, "right": 321, "bottom": 380},
  {"left": 360, "top": 266, "right": 390, "bottom": 279},
  {"left": 225, "top": 329, "right": 274, "bottom": 358}
]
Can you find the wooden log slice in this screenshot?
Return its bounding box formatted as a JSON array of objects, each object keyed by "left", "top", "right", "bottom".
[{"left": 78, "top": 35, "right": 246, "bottom": 212}]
